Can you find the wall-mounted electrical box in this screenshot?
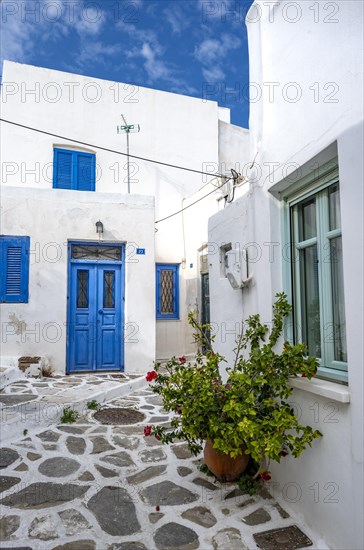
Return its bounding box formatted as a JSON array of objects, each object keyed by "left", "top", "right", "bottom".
[{"left": 223, "top": 243, "right": 253, "bottom": 289}]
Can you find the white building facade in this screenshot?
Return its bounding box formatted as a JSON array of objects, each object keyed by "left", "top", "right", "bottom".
[
  {"left": 0, "top": 61, "right": 244, "bottom": 375},
  {"left": 208, "top": 1, "right": 363, "bottom": 548}
]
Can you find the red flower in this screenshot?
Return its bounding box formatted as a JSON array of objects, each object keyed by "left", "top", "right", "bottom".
[
  {"left": 175, "top": 406, "right": 182, "bottom": 415},
  {"left": 280, "top": 450, "right": 288, "bottom": 457},
  {"left": 155, "top": 434, "right": 161, "bottom": 440},
  {"left": 179, "top": 356, "right": 187, "bottom": 364},
  {"left": 144, "top": 425, "right": 152, "bottom": 436},
  {"left": 146, "top": 371, "right": 158, "bottom": 382},
  {"left": 260, "top": 471, "right": 271, "bottom": 481},
  {"left": 155, "top": 505, "right": 160, "bottom": 511},
  {"left": 301, "top": 373, "right": 307, "bottom": 378}
]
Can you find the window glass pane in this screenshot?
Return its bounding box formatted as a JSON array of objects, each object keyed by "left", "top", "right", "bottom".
[
  {"left": 77, "top": 270, "right": 88, "bottom": 308},
  {"left": 72, "top": 245, "right": 121, "bottom": 261},
  {"left": 299, "top": 245, "right": 321, "bottom": 357},
  {"left": 298, "top": 199, "right": 317, "bottom": 240},
  {"left": 330, "top": 237, "right": 347, "bottom": 361},
  {"left": 104, "top": 271, "right": 115, "bottom": 308},
  {"left": 160, "top": 270, "right": 174, "bottom": 314},
  {"left": 329, "top": 184, "right": 341, "bottom": 230}
]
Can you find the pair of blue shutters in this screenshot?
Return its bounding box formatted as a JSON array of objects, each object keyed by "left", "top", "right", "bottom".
[
  {"left": 53, "top": 148, "right": 95, "bottom": 191},
  {"left": 0, "top": 236, "right": 30, "bottom": 303}
]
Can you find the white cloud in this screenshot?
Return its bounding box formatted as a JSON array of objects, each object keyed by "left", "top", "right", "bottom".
[
  {"left": 0, "top": 0, "right": 108, "bottom": 69},
  {"left": 194, "top": 33, "right": 241, "bottom": 82},
  {"left": 140, "top": 43, "right": 172, "bottom": 81},
  {"left": 202, "top": 66, "right": 225, "bottom": 81},
  {"left": 163, "top": 5, "right": 190, "bottom": 34}
]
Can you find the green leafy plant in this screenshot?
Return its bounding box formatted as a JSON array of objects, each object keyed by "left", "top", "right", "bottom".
[
  {"left": 60, "top": 406, "right": 79, "bottom": 424},
  {"left": 86, "top": 400, "right": 101, "bottom": 411},
  {"left": 145, "top": 293, "right": 322, "bottom": 484},
  {"left": 23, "top": 429, "right": 28, "bottom": 437}
]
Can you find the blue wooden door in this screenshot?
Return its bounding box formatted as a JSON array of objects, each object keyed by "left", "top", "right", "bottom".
[{"left": 67, "top": 252, "right": 123, "bottom": 372}]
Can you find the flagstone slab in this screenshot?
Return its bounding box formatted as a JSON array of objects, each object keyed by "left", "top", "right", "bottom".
[
  {"left": 171, "top": 444, "right": 193, "bottom": 459},
  {"left": 177, "top": 466, "right": 193, "bottom": 477},
  {"left": 101, "top": 451, "right": 135, "bottom": 468},
  {"left": 0, "top": 514, "right": 20, "bottom": 540},
  {"left": 140, "top": 481, "right": 199, "bottom": 506},
  {"left": 29, "top": 515, "right": 58, "bottom": 540},
  {"left": 0, "top": 482, "right": 90, "bottom": 508},
  {"left": 57, "top": 426, "right": 87, "bottom": 435},
  {"left": 27, "top": 452, "right": 42, "bottom": 461},
  {"left": 52, "top": 541, "right": 96, "bottom": 550},
  {"left": 127, "top": 465, "right": 167, "bottom": 485},
  {"left": 0, "top": 394, "right": 38, "bottom": 405},
  {"left": 66, "top": 436, "right": 86, "bottom": 455},
  {"left": 149, "top": 512, "right": 164, "bottom": 524},
  {"left": 192, "top": 477, "right": 218, "bottom": 491},
  {"left": 0, "top": 475, "right": 21, "bottom": 493},
  {"left": 0, "top": 448, "right": 20, "bottom": 469},
  {"left": 154, "top": 521, "right": 199, "bottom": 550},
  {"left": 14, "top": 462, "right": 28, "bottom": 472},
  {"left": 88, "top": 486, "right": 140, "bottom": 535},
  {"left": 37, "top": 430, "right": 60, "bottom": 442},
  {"left": 78, "top": 470, "right": 95, "bottom": 481},
  {"left": 274, "top": 502, "right": 290, "bottom": 518},
  {"left": 58, "top": 508, "right": 90, "bottom": 535},
  {"left": 38, "top": 457, "right": 81, "bottom": 477},
  {"left": 242, "top": 507, "right": 271, "bottom": 526},
  {"left": 112, "top": 435, "right": 140, "bottom": 449},
  {"left": 149, "top": 416, "right": 170, "bottom": 422},
  {"left": 95, "top": 464, "right": 119, "bottom": 478},
  {"left": 90, "top": 436, "right": 115, "bottom": 454},
  {"left": 181, "top": 506, "right": 217, "bottom": 528},
  {"left": 139, "top": 447, "right": 166, "bottom": 463},
  {"left": 108, "top": 543, "right": 147, "bottom": 550},
  {"left": 212, "top": 527, "right": 248, "bottom": 550}
]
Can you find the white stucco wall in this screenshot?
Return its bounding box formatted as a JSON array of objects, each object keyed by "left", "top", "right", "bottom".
[
  {"left": 0, "top": 186, "right": 156, "bottom": 374},
  {"left": 0, "top": 60, "right": 227, "bottom": 361},
  {"left": 208, "top": 1, "right": 363, "bottom": 548}
]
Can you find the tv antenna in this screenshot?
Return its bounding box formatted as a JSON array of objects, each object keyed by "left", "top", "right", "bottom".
[{"left": 117, "top": 114, "right": 140, "bottom": 193}]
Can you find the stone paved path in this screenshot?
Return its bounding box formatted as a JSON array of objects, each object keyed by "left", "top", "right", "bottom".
[{"left": 0, "top": 386, "right": 322, "bottom": 549}]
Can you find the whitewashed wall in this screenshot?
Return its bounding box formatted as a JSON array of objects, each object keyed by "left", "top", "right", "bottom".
[
  {"left": 0, "top": 60, "right": 223, "bottom": 361},
  {"left": 0, "top": 186, "right": 155, "bottom": 374},
  {"left": 209, "top": 1, "right": 364, "bottom": 548}
]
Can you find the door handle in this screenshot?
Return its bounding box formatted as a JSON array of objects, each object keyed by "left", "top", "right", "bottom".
[{"left": 98, "top": 309, "right": 103, "bottom": 314}]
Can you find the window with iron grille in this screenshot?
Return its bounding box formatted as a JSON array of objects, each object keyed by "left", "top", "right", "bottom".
[
  {"left": 156, "top": 263, "right": 179, "bottom": 320},
  {"left": 0, "top": 236, "right": 30, "bottom": 303}
]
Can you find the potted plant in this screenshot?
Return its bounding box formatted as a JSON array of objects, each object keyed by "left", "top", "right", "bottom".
[{"left": 144, "top": 293, "right": 322, "bottom": 485}]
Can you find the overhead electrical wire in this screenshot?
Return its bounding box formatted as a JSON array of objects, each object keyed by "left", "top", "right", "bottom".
[
  {"left": 0, "top": 118, "right": 225, "bottom": 178},
  {"left": 0, "top": 118, "right": 246, "bottom": 225},
  {"left": 155, "top": 176, "right": 233, "bottom": 224}
]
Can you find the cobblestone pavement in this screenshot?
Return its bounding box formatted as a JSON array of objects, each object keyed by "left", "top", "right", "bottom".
[{"left": 0, "top": 385, "right": 324, "bottom": 550}]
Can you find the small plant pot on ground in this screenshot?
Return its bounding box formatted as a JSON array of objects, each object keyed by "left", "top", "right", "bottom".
[{"left": 203, "top": 439, "right": 250, "bottom": 482}]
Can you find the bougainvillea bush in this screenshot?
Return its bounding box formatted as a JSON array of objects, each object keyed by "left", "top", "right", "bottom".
[{"left": 144, "top": 293, "right": 322, "bottom": 482}]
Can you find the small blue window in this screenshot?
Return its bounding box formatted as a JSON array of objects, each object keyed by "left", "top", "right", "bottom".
[
  {"left": 0, "top": 236, "right": 30, "bottom": 303},
  {"left": 156, "top": 264, "right": 179, "bottom": 320},
  {"left": 53, "top": 148, "right": 95, "bottom": 191}
]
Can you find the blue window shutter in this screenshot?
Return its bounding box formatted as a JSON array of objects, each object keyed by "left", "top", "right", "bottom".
[
  {"left": 0, "top": 237, "right": 30, "bottom": 303},
  {"left": 76, "top": 152, "right": 95, "bottom": 191},
  {"left": 53, "top": 149, "right": 73, "bottom": 189}
]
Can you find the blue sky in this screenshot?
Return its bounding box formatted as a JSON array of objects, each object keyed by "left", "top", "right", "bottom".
[{"left": 1, "top": 0, "right": 254, "bottom": 127}]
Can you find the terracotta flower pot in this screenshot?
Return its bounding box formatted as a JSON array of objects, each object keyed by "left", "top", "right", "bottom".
[{"left": 203, "top": 439, "right": 249, "bottom": 482}]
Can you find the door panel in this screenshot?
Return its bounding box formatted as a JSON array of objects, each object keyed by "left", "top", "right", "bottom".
[
  {"left": 68, "top": 258, "right": 123, "bottom": 372},
  {"left": 96, "top": 265, "right": 121, "bottom": 370}
]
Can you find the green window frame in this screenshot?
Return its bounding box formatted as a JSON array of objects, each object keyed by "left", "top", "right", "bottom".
[{"left": 283, "top": 161, "right": 347, "bottom": 383}]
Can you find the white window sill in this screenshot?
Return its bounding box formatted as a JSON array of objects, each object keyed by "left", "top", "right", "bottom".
[{"left": 289, "top": 377, "right": 351, "bottom": 403}]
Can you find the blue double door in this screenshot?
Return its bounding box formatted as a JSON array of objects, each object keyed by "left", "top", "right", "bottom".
[{"left": 67, "top": 253, "right": 124, "bottom": 372}]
